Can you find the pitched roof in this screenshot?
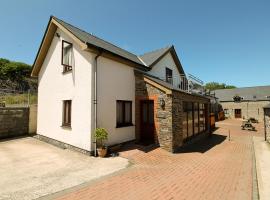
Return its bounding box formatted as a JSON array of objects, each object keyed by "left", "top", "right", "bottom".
[
  {"left": 214, "top": 86, "right": 270, "bottom": 102},
  {"left": 53, "top": 16, "right": 145, "bottom": 66},
  {"left": 139, "top": 46, "right": 171, "bottom": 66},
  {"left": 32, "top": 16, "right": 185, "bottom": 76}
]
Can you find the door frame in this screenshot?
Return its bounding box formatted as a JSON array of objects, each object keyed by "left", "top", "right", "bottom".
[{"left": 235, "top": 109, "right": 242, "bottom": 118}]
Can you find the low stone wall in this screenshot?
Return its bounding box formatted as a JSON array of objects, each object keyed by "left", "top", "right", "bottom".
[
  {"left": 0, "top": 105, "right": 37, "bottom": 139},
  {"left": 0, "top": 107, "right": 29, "bottom": 139},
  {"left": 264, "top": 108, "right": 270, "bottom": 143},
  {"left": 29, "top": 105, "right": 37, "bottom": 134},
  {"left": 34, "top": 134, "right": 92, "bottom": 155}
]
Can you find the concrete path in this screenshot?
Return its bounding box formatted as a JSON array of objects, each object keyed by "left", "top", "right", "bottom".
[
  {"left": 53, "top": 119, "right": 258, "bottom": 200},
  {"left": 0, "top": 137, "right": 129, "bottom": 200},
  {"left": 253, "top": 136, "right": 270, "bottom": 200}
]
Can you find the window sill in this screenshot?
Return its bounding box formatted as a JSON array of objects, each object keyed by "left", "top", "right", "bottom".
[
  {"left": 62, "top": 69, "right": 72, "bottom": 74},
  {"left": 116, "top": 124, "right": 134, "bottom": 128},
  {"left": 61, "top": 125, "right": 72, "bottom": 130}
]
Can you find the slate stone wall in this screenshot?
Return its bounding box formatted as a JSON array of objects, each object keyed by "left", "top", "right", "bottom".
[
  {"left": 172, "top": 91, "right": 210, "bottom": 151},
  {"left": 135, "top": 72, "right": 210, "bottom": 152},
  {"left": 0, "top": 107, "right": 29, "bottom": 139},
  {"left": 220, "top": 101, "right": 270, "bottom": 122},
  {"left": 135, "top": 73, "right": 173, "bottom": 152}
]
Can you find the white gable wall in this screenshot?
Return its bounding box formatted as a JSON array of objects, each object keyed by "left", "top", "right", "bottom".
[
  {"left": 97, "top": 57, "right": 135, "bottom": 145},
  {"left": 147, "top": 52, "right": 183, "bottom": 88},
  {"left": 37, "top": 28, "right": 94, "bottom": 151},
  {"left": 97, "top": 57, "right": 136, "bottom": 146}
]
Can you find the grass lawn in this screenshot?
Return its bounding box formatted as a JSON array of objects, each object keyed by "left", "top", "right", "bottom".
[{"left": 0, "top": 93, "right": 37, "bottom": 106}]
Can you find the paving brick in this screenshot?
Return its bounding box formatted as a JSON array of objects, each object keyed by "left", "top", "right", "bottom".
[{"left": 56, "top": 119, "right": 262, "bottom": 200}]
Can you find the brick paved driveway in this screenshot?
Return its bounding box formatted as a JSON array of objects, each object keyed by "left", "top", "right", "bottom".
[{"left": 53, "top": 119, "right": 263, "bottom": 200}]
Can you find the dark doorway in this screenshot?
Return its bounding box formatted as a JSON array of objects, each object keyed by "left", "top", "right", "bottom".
[
  {"left": 140, "top": 100, "right": 155, "bottom": 144},
  {"left": 235, "top": 109, "right": 242, "bottom": 118}
]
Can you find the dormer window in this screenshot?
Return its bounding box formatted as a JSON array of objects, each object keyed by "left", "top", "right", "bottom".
[
  {"left": 166, "top": 68, "right": 173, "bottom": 84},
  {"left": 233, "top": 95, "right": 242, "bottom": 102},
  {"left": 62, "top": 40, "right": 73, "bottom": 72}
]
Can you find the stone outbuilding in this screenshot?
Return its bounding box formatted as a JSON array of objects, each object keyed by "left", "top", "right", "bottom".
[
  {"left": 135, "top": 71, "right": 210, "bottom": 153},
  {"left": 214, "top": 86, "right": 270, "bottom": 122}
]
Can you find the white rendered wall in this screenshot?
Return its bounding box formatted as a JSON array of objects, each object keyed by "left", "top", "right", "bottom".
[
  {"left": 37, "top": 28, "right": 93, "bottom": 151},
  {"left": 147, "top": 52, "right": 183, "bottom": 88},
  {"left": 97, "top": 57, "right": 135, "bottom": 146}
]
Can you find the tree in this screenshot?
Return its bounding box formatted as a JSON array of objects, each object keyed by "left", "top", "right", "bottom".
[
  {"left": 205, "top": 82, "right": 236, "bottom": 91},
  {"left": 0, "top": 58, "right": 37, "bottom": 91}
]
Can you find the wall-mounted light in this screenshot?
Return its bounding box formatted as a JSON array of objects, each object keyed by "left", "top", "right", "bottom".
[
  {"left": 55, "top": 32, "right": 60, "bottom": 38},
  {"left": 159, "top": 98, "right": 165, "bottom": 109}
]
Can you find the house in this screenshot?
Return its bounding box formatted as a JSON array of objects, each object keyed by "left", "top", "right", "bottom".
[
  {"left": 214, "top": 86, "right": 270, "bottom": 122},
  {"left": 31, "top": 16, "right": 211, "bottom": 154}
]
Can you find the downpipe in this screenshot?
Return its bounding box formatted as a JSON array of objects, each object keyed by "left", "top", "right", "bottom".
[{"left": 93, "top": 51, "right": 102, "bottom": 157}]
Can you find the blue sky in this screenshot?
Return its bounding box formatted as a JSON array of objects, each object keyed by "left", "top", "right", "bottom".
[{"left": 0, "top": 0, "right": 269, "bottom": 87}]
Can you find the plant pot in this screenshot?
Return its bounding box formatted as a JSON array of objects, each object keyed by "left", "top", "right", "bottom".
[{"left": 97, "top": 147, "right": 107, "bottom": 157}]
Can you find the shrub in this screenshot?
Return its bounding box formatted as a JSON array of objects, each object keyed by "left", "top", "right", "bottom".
[{"left": 94, "top": 128, "right": 108, "bottom": 148}]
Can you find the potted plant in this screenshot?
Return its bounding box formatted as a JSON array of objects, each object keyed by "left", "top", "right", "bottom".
[{"left": 94, "top": 128, "right": 108, "bottom": 157}]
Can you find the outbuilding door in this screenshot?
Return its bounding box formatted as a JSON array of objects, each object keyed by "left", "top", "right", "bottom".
[
  {"left": 140, "top": 100, "right": 155, "bottom": 144},
  {"left": 235, "top": 109, "right": 242, "bottom": 118}
]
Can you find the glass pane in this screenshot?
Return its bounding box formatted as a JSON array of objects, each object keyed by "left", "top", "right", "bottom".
[
  {"left": 188, "top": 102, "right": 193, "bottom": 137},
  {"left": 68, "top": 101, "right": 71, "bottom": 124},
  {"left": 194, "top": 103, "right": 199, "bottom": 135},
  {"left": 63, "top": 101, "right": 71, "bottom": 124},
  {"left": 199, "top": 103, "right": 205, "bottom": 132},
  {"left": 182, "top": 102, "right": 188, "bottom": 140},
  {"left": 117, "top": 102, "right": 123, "bottom": 124},
  {"left": 204, "top": 104, "right": 207, "bottom": 130},
  {"left": 65, "top": 102, "right": 68, "bottom": 124},
  {"left": 63, "top": 42, "right": 72, "bottom": 66},
  {"left": 124, "top": 102, "right": 131, "bottom": 123},
  {"left": 166, "top": 68, "right": 173, "bottom": 84}
]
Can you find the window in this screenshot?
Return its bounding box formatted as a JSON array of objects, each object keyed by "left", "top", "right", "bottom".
[
  {"left": 199, "top": 104, "right": 206, "bottom": 132},
  {"left": 194, "top": 103, "right": 199, "bottom": 135},
  {"left": 183, "top": 101, "right": 207, "bottom": 142},
  {"left": 62, "top": 100, "right": 72, "bottom": 127},
  {"left": 166, "top": 68, "right": 173, "bottom": 84},
  {"left": 116, "top": 100, "right": 132, "bottom": 127},
  {"left": 62, "top": 40, "right": 73, "bottom": 72},
  {"left": 233, "top": 95, "right": 242, "bottom": 103},
  {"left": 187, "top": 102, "right": 193, "bottom": 137},
  {"left": 182, "top": 102, "right": 188, "bottom": 140}
]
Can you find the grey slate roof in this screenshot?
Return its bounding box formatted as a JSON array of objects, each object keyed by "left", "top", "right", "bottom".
[
  {"left": 139, "top": 46, "right": 172, "bottom": 66},
  {"left": 53, "top": 16, "right": 146, "bottom": 67},
  {"left": 52, "top": 16, "right": 184, "bottom": 73},
  {"left": 214, "top": 86, "right": 270, "bottom": 102}
]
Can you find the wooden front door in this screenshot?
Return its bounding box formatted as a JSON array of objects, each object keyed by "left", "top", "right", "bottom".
[
  {"left": 140, "top": 100, "right": 155, "bottom": 143},
  {"left": 235, "top": 109, "right": 242, "bottom": 118}
]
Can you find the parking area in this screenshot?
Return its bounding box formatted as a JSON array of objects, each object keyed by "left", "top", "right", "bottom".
[
  {"left": 0, "top": 119, "right": 265, "bottom": 200},
  {"left": 54, "top": 119, "right": 263, "bottom": 200},
  {"left": 0, "top": 137, "right": 129, "bottom": 200}
]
